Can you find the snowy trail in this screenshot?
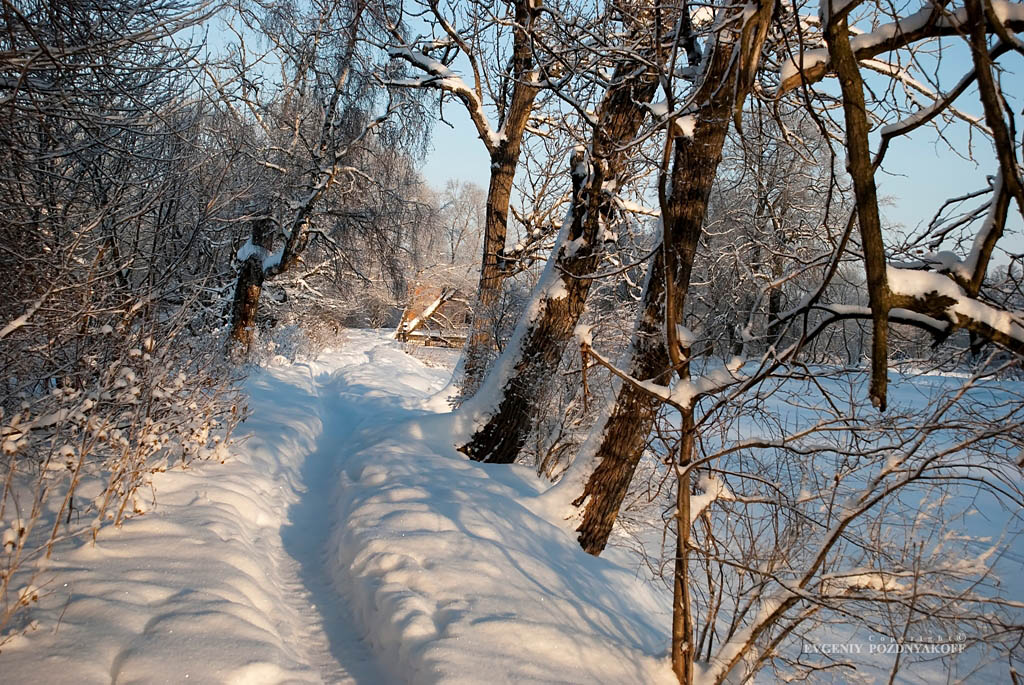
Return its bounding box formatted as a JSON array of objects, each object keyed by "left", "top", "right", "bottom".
[
  {"left": 269, "top": 355, "right": 386, "bottom": 685},
  {"left": 316, "top": 335, "right": 676, "bottom": 684},
  {"left": 1, "top": 330, "right": 677, "bottom": 684},
  {"left": 0, "top": 335, "right": 401, "bottom": 684},
  {"left": 275, "top": 340, "right": 429, "bottom": 684}
]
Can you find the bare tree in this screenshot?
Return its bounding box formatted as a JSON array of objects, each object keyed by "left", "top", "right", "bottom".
[
  {"left": 455, "top": 1, "right": 672, "bottom": 463},
  {"left": 432, "top": 179, "right": 486, "bottom": 269},
  {"left": 216, "top": 0, "right": 420, "bottom": 353},
  {"left": 561, "top": 0, "right": 772, "bottom": 585},
  {"left": 565, "top": 0, "right": 1024, "bottom": 681},
  {"left": 0, "top": 0, "right": 243, "bottom": 638},
  {"left": 574, "top": 104, "right": 842, "bottom": 555},
  {"left": 383, "top": 0, "right": 546, "bottom": 397}
]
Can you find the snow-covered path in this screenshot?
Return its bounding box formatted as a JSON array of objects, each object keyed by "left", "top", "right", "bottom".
[
  {"left": 0, "top": 335, "right": 408, "bottom": 683},
  {"left": 1, "top": 330, "right": 675, "bottom": 684}
]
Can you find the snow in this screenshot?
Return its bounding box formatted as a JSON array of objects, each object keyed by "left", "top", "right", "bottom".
[
  {"left": 818, "top": 0, "right": 859, "bottom": 22},
  {"left": 263, "top": 246, "right": 285, "bottom": 271},
  {"left": 1, "top": 331, "right": 673, "bottom": 684},
  {"left": 670, "top": 366, "right": 746, "bottom": 409},
  {"left": 675, "top": 324, "right": 696, "bottom": 347},
  {"left": 993, "top": 0, "right": 1024, "bottom": 21},
  {"left": 0, "top": 353, "right": 380, "bottom": 683},
  {"left": 887, "top": 266, "right": 1024, "bottom": 344},
  {"left": 387, "top": 48, "right": 503, "bottom": 151},
  {"left": 574, "top": 323, "right": 593, "bottom": 347},
  {"left": 779, "top": 49, "right": 828, "bottom": 88},
  {"left": 674, "top": 115, "right": 697, "bottom": 139},
  {"left": 964, "top": 172, "right": 1006, "bottom": 277},
  {"left": 693, "top": 590, "right": 795, "bottom": 685},
  {"left": 7, "top": 330, "right": 1020, "bottom": 684},
  {"left": 648, "top": 100, "right": 670, "bottom": 117},
  {"left": 460, "top": 220, "right": 574, "bottom": 426},
  {"left": 688, "top": 472, "right": 734, "bottom": 525},
  {"left": 236, "top": 237, "right": 264, "bottom": 262},
  {"left": 615, "top": 197, "right": 659, "bottom": 216},
  {"left": 822, "top": 570, "right": 909, "bottom": 593},
  {"left": 690, "top": 4, "right": 717, "bottom": 27},
  {"left": 0, "top": 294, "right": 47, "bottom": 340},
  {"left": 542, "top": 275, "right": 570, "bottom": 301},
  {"left": 646, "top": 105, "right": 696, "bottom": 139},
  {"left": 388, "top": 48, "right": 456, "bottom": 80}
]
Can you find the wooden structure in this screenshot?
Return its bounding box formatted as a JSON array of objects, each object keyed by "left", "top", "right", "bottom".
[{"left": 395, "top": 284, "right": 470, "bottom": 347}]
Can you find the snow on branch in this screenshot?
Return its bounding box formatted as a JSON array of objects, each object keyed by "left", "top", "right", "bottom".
[
  {"left": 688, "top": 472, "right": 735, "bottom": 525},
  {"left": 814, "top": 302, "right": 953, "bottom": 338},
  {"left": 696, "top": 590, "right": 798, "bottom": 685},
  {"left": 807, "top": 266, "right": 1024, "bottom": 355},
  {"left": 395, "top": 287, "right": 455, "bottom": 340},
  {"left": 779, "top": 1, "right": 1024, "bottom": 93},
  {"left": 0, "top": 293, "right": 48, "bottom": 340},
  {"left": 387, "top": 47, "right": 501, "bottom": 154},
  {"left": 886, "top": 266, "right": 1024, "bottom": 355},
  {"left": 582, "top": 344, "right": 746, "bottom": 413}
]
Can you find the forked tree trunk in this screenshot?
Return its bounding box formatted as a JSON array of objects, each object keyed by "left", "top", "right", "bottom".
[
  {"left": 572, "top": 1, "right": 774, "bottom": 572},
  {"left": 459, "top": 42, "right": 661, "bottom": 463}
]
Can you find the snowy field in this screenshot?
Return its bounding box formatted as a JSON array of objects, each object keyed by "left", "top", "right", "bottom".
[{"left": 0, "top": 330, "right": 674, "bottom": 684}]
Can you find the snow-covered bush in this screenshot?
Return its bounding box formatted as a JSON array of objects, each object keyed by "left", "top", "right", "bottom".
[
  {"left": 1, "top": 306, "right": 243, "bottom": 642},
  {"left": 0, "top": 0, "right": 245, "bottom": 642}
]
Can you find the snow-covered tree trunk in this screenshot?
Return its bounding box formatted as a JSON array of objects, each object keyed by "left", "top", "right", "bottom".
[
  {"left": 458, "top": 149, "right": 595, "bottom": 463},
  {"left": 572, "top": 0, "right": 773, "bottom": 562},
  {"left": 458, "top": 42, "right": 661, "bottom": 463},
  {"left": 228, "top": 215, "right": 275, "bottom": 350},
  {"left": 395, "top": 287, "right": 454, "bottom": 341}
]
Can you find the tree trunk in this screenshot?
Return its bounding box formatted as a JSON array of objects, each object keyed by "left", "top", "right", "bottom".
[
  {"left": 459, "top": 42, "right": 661, "bottom": 462},
  {"left": 571, "top": 97, "right": 734, "bottom": 555},
  {"left": 671, "top": 409, "right": 696, "bottom": 685},
  {"left": 396, "top": 287, "right": 454, "bottom": 342},
  {"left": 571, "top": 0, "right": 773, "bottom": 559},
  {"left": 458, "top": 2, "right": 541, "bottom": 400},
  {"left": 227, "top": 215, "right": 274, "bottom": 353},
  {"left": 459, "top": 150, "right": 598, "bottom": 463},
  {"left": 574, "top": 253, "right": 671, "bottom": 554},
  {"left": 825, "top": 13, "right": 890, "bottom": 411},
  {"left": 460, "top": 157, "right": 520, "bottom": 396},
  {"left": 767, "top": 251, "right": 784, "bottom": 342}
]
